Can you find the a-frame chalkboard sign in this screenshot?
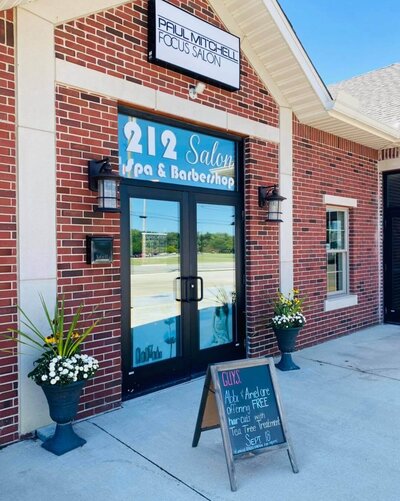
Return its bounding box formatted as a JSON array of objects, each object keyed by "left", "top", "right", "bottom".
[{"left": 192, "top": 358, "right": 298, "bottom": 491}]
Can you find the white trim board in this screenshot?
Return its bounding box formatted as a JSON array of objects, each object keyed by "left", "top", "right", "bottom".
[
  {"left": 16, "top": 7, "right": 57, "bottom": 435},
  {"left": 324, "top": 294, "right": 358, "bottom": 312},
  {"left": 378, "top": 158, "right": 400, "bottom": 172},
  {"left": 323, "top": 194, "right": 357, "bottom": 208},
  {"left": 55, "top": 60, "right": 280, "bottom": 144}
]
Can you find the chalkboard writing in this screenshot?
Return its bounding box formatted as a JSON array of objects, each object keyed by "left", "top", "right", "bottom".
[
  {"left": 217, "top": 364, "right": 285, "bottom": 455},
  {"left": 192, "top": 358, "right": 298, "bottom": 491}
]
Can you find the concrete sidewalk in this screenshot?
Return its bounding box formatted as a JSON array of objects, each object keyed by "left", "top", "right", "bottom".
[{"left": 1, "top": 324, "right": 400, "bottom": 501}]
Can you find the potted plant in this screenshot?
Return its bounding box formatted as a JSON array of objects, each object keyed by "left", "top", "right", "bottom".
[
  {"left": 271, "top": 289, "right": 306, "bottom": 371},
  {"left": 2, "top": 295, "right": 101, "bottom": 455}
]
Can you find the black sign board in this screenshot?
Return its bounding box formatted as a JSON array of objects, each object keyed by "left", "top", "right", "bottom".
[
  {"left": 148, "top": 0, "right": 241, "bottom": 91},
  {"left": 192, "top": 358, "right": 298, "bottom": 491}
]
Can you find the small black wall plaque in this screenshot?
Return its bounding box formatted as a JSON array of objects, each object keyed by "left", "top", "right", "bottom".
[{"left": 86, "top": 236, "right": 114, "bottom": 264}]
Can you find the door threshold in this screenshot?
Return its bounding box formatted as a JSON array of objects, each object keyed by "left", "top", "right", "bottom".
[{"left": 122, "top": 374, "right": 203, "bottom": 400}]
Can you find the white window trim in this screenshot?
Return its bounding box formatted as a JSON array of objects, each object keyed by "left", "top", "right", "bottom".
[
  {"left": 324, "top": 294, "right": 358, "bottom": 312},
  {"left": 326, "top": 206, "right": 349, "bottom": 296},
  {"left": 323, "top": 194, "right": 357, "bottom": 207},
  {"left": 324, "top": 200, "right": 358, "bottom": 312}
]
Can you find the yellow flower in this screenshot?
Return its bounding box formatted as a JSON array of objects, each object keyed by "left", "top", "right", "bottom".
[
  {"left": 72, "top": 332, "right": 80, "bottom": 339},
  {"left": 45, "top": 336, "right": 57, "bottom": 344}
]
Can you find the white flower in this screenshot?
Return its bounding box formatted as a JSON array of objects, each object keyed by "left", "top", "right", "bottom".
[
  {"left": 41, "top": 375, "right": 48, "bottom": 381},
  {"left": 55, "top": 376, "right": 60, "bottom": 381},
  {"left": 50, "top": 379, "right": 56, "bottom": 385},
  {"left": 49, "top": 371, "right": 56, "bottom": 378},
  {"left": 83, "top": 374, "right": 88, "bottom": 379}
]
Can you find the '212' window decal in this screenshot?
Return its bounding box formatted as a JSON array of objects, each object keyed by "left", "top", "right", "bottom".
[{"left": 118, "top": 114, "right": 236, "bottom": 191}]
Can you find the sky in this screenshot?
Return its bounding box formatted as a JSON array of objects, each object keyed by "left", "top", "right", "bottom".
[{"left": 278, "top": 0, "right": 400, "bottom": 84}]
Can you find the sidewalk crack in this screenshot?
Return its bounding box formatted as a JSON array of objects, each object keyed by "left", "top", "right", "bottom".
[
  {"left": 89, "top": 421, "right": 212, "bottom": 501},
  {"left": 300, "top": 357, "right": 400, "bottom": 381}
]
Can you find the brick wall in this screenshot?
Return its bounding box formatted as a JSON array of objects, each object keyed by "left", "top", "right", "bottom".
[
  {"left": 54, "top": 0, "right": 280, "bottom": 412},
  {"left": 380, "top": 147, "right": 400, "bottom": 160},
  {"left": 0, "top": 9, "right": 18, "bottom": 447},
  {"left": 54, "top": 0, "right": 382, "bottom": 377},
  {"left": 56, "top": 86, "right": 121, "bottom": 419},
  {"left": 54, "top": 0, "right": 279, "bottom": 128},
  {"left": 292, "top": 119, "right": 380, "bottom": 348},
  {"left": 244, "top": 138, "right": 280, "bottom": 356}
]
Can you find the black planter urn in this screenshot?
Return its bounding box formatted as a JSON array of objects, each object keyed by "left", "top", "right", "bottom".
[
  {"left": 273, "top": 327, "right": 301, "bottom": 371},
  {"left": 40, "top": 380, "right": 86, "bottom": 456}
]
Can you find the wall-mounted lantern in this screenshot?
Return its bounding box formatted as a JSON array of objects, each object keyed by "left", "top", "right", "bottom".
[
  {"left": 88, "top": 158, "right": 121, "bottom": 212},
  {"left": 258, "top": 185, "right": 286, "bottom": 222}
]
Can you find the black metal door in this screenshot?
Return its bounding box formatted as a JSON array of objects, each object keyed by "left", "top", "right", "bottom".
[
  {"left": 121, "top": 185, "right": 245, "bottom": 397},
  {"left": 384, "top": 172, "right": 400, "bottom": 323}
]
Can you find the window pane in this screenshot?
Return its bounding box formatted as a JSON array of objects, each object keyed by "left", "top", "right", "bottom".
[
  {"left": 327, "top": 252, "right": 345, "bottom": 293},
  {"left": 336, "top": 270, "right": 344, "bottom": 291},
  {"left": 327, "top": 273, "right": 337, "bottom": 292},
  {"left": 197, "top": 204, "right": 235, "bottom": 350},
  {"left": 327, "top": 253, "right": 336, "bottom": 272},
  {"left": 336, "top": 253, "right": 343, "bottom": 272},
  {"left": 130, "top": 198, "right": 182, "bottom": 368},
  {"left": 327, "top": 211, "right": 345, "bottom": 250}
]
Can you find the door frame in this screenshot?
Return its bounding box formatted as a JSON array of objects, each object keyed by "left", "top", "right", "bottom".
[
  {"left": 383, "top": 170, "right": 400, "bottom": 323},
  {"left": 119, "top": 108, "right": 245, "bottom": 398},
  {"left": 121, "top": 186, "right": 192, "bottom": 397},
  {"left": 189, "top": 191, "right": 245, "bottom": 376}
]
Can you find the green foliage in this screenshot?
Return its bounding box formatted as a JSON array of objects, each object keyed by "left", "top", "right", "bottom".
[
  {"left": 198, "top": 232, "right": 234, "bottom": 254},
  {"left": 1, "top": 295, "right": 102, "bottom": 385},
  {"left": 271, "top": 289, "right": 306, "bottom": 329},
  {"left": 130, "top": 229, "right": 142, "bottom": 255},
  {"left": 130, "top": 230, "right": 180, "bottom": 256}
]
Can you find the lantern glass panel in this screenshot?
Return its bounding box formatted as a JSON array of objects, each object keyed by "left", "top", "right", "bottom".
[
  {"left": 268, "top": 199, "right": 281, "bottom": 220},
  {"left": 98, "top": 179, "right": 117, "bottom": 209}
]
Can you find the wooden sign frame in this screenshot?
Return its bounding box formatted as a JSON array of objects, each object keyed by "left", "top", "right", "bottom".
[{"left": 192, "top": 357, "right": 298, "bottom": 491}]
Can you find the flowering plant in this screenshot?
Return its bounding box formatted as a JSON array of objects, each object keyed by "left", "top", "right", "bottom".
[
  {"left": 271, "top": 289, "right": 306, "bottom": 329},
  {"left": 4, "top": 295, "right": 101, "bottom": 386}
]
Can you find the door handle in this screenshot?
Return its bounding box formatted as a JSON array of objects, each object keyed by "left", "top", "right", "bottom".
[
  {"left": 175, "top": 277, "right": 190, "bottom": 302},
  {"left": 176, "top": 277, "right": 203, "bottom": 302},
  {"left": 192, "top": 276, "right": 203, "bottom": 302},
  {"left": 174, "top": 277, "right": 182, "bottom": 302}
]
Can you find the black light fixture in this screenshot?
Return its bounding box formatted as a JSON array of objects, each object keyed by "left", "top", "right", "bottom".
[
  {"left": 258, "top": 185, "right": 286, "bottom": 222},
  {"left": 88, "top": 158, "right": 121, "bottom": 212}
]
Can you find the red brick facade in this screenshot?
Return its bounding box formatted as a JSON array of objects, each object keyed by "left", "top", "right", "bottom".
[
  {"left": 0, "top": 10, "right": 18, "bottom": 447},
  {"left": 53, "top": 0, "right": 281, "bottom": 420},
  {"left": 0, "top": 0, "right": 383, "bottom": 447},
  {"left": 244, "top": 138, "right": 280, "bottom": 356},
  {"left": 56, "top": 86, "right": 121, "bottom": 419},
  {"left": 54, "top": 0, "right": 279, "bottom": 128},
  {"left": 293, "top": 120, "right": 379, "bottom": 347}
]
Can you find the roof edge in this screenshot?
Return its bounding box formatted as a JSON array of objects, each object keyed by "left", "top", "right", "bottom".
[{"left": 266, "top": 0, "right": 333, "bottom": 109}]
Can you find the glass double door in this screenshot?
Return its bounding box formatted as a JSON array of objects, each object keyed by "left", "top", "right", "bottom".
[{"left": 121, "top": 186, "right": 244, "bottom": 396}]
